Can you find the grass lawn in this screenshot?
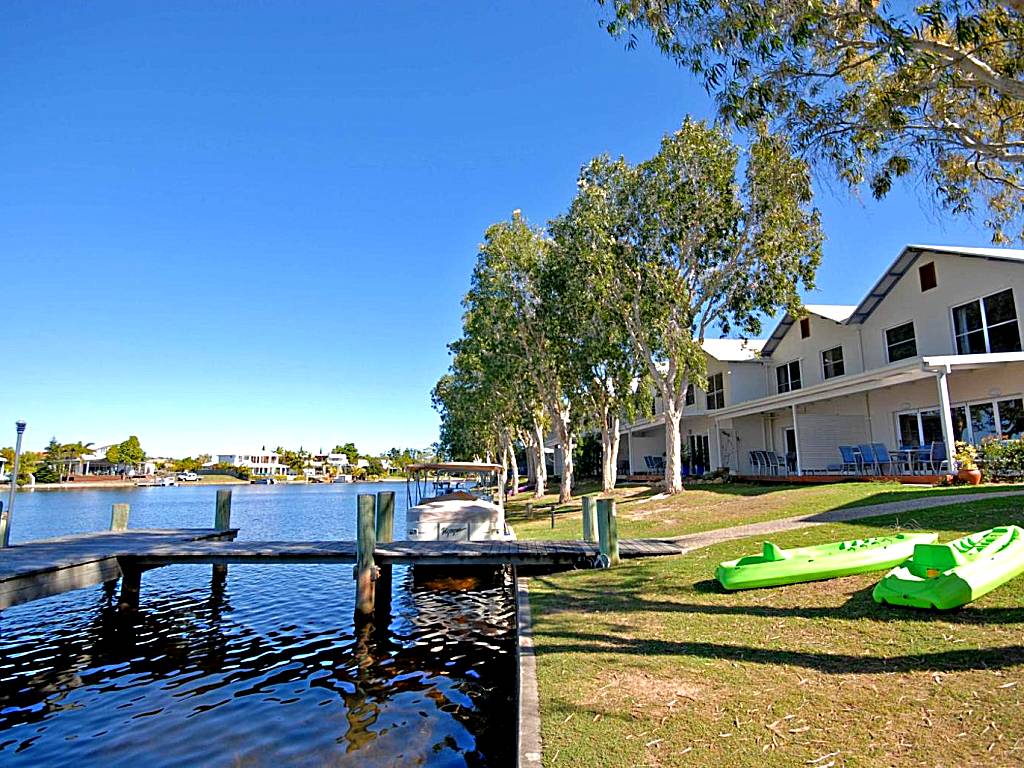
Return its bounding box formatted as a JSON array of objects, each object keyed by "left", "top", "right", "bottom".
[
  {"left": 507, "top": 480, "right": 1024, "bottom": 541},
  {"left": 196, "top": 474, "right": 248, "bottom": 484},
  {"left": 528, "top": 494, "right": 1024, "bottom": 767}
]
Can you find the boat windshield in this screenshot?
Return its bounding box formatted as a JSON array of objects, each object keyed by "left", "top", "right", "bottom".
[{"left": 406, "top": 463, "right": 503, "bottom": 507}]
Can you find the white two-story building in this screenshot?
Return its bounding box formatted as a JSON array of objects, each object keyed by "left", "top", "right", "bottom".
[{"left": 603, "top": 244, "right": 1024, "bottom": 479}]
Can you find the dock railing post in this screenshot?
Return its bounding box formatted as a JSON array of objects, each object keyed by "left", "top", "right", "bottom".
[
  {"left": 550, "top": 503, "right": 556, "bottom": 530},
  {"left": 355, "top": 493, "right": 377, "bottom": 619},
  {"left": 110, "top": 503, "right": 130, "bottom": 532},
  {"left": 581, "top": 495, "right": 597, "bottom": 541},
  {"left": 215, "top": 489, "right": 232, "bottom": 530},
  {"left": 596, "top": 498, "right": 620, "bottom": 566},
  {"left": 213, "top": 490, "right": 232, "bottom": 583},
  {"left": 374, "top": 491, "right": 394, "bottom": 618}
]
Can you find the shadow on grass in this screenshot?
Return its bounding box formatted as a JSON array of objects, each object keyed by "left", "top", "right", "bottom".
[
  {"left": 532, "top": 575, "right": 1024, "bottom": 626},
  {"left": 533, "top": 628, "right": 1024, "bottom": 674}
]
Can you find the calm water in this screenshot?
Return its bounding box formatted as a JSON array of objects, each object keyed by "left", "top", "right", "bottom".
[{"left": 0, "top": 483, "right": 516, "bottom": 766}]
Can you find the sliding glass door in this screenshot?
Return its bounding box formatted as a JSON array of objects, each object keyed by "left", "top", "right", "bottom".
[{"left": 897, "top": 397, "right": 1024, "bottom": 446}]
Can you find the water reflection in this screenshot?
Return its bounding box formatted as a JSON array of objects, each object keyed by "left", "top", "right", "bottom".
[{"left": 0, "top": 563, "right": 515, "bottom": 766}]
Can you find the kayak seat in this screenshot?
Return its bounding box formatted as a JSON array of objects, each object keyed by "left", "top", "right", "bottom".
[
  {"left": 912, "top": 542, "right": 966, "bottom": 573},
  {"left": 761, "top": 542, "right": 789, "bottom": 561}
]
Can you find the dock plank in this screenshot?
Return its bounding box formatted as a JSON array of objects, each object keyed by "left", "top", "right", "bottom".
[{"left": 0, "top": 530, "right": 684, "bottom": 610}]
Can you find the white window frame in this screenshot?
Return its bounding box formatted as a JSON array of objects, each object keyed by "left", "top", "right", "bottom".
[
  {"left": 705, "top": 372, "right": 725, "bottom": 410},
  {"left": 884, "top": 320, "right": 918, "bottom": 364},
  {"left": 775, "top": 359, "right": 802, "bottom": 394},
  {"left": 820, "top": 345, "right": 845, "bottom": 380},
  {"left": 895, "top": 393, "right": 1024, "bottom": 445},
  {"left": 949, "top": 287, "right": 1021, "bottom": 355}
]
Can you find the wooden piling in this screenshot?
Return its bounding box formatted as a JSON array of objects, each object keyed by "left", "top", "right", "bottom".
[
  {"left": 596, "top": 498, "right": 620, "bottom": 566},
  {"left": 526, "top": 502, "right": 534, "bottom": 520},
  {"left": 355, "top": 493, "right": 377, "bottom": 619},
  {"left": 374, "top": 491, "right": 394, "bottom": 617},
  {"left": 215, "top": 490, "right": 232, "bottom": 530},
  {"left": 550, "top": 504, "right": 556, "bottom": 529},
  {"left": 110, "top": 503, "right": 130, "bottom": 532},
  {"left": 118, "top": 565, "right": 141, "bottom": 610},
  {"left": 581, "top": 495, "right": 597, "bottom": 541}
]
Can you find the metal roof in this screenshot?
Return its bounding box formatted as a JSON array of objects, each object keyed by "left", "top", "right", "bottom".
[
  {"left": 700, "top": 338, "right": 766, "bottom": 361},
  {"left": 761, "top": 305, "right": 857, "bottom": 357},
  {"left": 763, "top": 244, "right": 1024, "bottom": 356}
]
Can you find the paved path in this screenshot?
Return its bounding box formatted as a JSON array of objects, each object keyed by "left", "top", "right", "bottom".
[{"left": 665, "top": 489, "right": 1024, "bottom": 554}]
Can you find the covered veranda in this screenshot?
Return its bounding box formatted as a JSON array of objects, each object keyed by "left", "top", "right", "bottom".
[{"left": 714, "top": 353, "right": 1024, "bottom": 482}]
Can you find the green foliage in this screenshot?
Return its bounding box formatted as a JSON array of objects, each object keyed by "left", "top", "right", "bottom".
[
  {"left": 598, "top": 0, "right": 1024, "bottom": 241},
  {"left": 332, "top": 443, "right": 359, "bottom": 464},
  {"left": 954, "top": 440, "right": 980, "bottom": 470},
  {"left": 114, "top": 436, "right": 145, "bottom": 467},
  {"left": 172, "top": 455, "right": 207, "bottom": 472},
  {"left": 573, "top": 433, "right": 603, "bottom": 479},
  {"left": 33, "top": 464, "right": 60, "bottom": 484},
  {"left": 980, "top": 438, "right": 1024, "bottom": 480}
]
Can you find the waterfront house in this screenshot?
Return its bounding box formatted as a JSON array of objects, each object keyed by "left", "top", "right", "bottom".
[
  {"left": 215, "top": 451, "right": 293, "bottom": 477},
  {"left": 549, "top": 244, "right": 1024, "bottom": 480}
]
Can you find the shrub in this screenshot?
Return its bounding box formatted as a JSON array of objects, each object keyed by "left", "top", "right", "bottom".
[{"left": 979, "top": 438, "right": 1024, "bottom": 481}]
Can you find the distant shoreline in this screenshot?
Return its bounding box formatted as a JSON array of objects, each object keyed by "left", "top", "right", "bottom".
[{"left": 6, "top": 476, "right": 406, "bottom": 491}]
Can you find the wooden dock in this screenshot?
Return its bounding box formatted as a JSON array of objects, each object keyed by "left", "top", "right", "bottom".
[
  {"left": 0, "top": 528, "right": 238, "bottom": 609},
  {"left": 0, "top": 529, "right": 682, "bottom": 610},
  {"left": 0, "top": 490, "right": 684, "bottom": 617}
]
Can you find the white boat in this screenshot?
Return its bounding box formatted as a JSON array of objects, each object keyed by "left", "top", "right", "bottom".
[{"left": 405, "top": 462, "right": 515, "bottom": 542}]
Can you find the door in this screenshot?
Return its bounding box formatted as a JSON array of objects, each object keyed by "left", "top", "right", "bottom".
[{"left": 783, "top": 428, "right": 798, "bottom": 471}]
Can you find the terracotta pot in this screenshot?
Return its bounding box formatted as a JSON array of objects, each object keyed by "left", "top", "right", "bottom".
[{"left": 958, "top": 468, "right": 982, "bottom": 486}]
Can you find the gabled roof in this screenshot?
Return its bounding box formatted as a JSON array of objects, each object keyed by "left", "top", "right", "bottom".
[
  {"left": 701, "top": 338, "right": 765, "bottom": 361},
  {"left": 848, "top": 244, "right": 1024, "bottom": 324},
  {"left": 763, "top": 244, "right": 1024, "bottom": 356},
  {"left": 762, "top": 305, "right": 856, "bottom": 357}
]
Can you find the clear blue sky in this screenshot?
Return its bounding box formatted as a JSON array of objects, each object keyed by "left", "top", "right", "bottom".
[{"left": 0, "top": 2, "right": 993, "bottom": 457}]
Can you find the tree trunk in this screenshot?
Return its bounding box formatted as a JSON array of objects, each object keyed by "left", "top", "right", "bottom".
[
  {"left": 532, "top": 418, "right": 547, "bottom": 499},
  {"left": 601, "top": 412, "right": 620, "bottom": 493},
  {"left": 499, "top": 431, "right": 511, "bottom": 497},
  {"left": 664, "top": 401, "right": 684, "bottom": 494},
  {"left": 558, "top": 437, "right": 573, "bottom": 504},
  {"left": 525, "top": 439, "right": 536, "bottom": 485},
  {"left": 507, "top": 439, "right": 519, "bottom": 496}
]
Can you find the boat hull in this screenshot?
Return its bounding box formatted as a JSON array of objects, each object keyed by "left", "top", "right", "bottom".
[
  {"left": 873, "top": 525, "right": 1024, "bottom": 610},
  {"left": 716, "top": 532, "right": 939, "bottom": 590}
]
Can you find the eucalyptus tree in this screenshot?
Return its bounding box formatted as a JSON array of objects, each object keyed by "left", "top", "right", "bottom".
[
  {"left": 599, "top": 0, "right": 1024, "bottom": 241},
  {"left": 575, "top": 119, "right": 822, "bottom": 493},
  {"left": 465, "top": 211, "right": 577, "bottom": 503},
  {"left": 547, "top": 210, "right": 647, "bottom": 492}
]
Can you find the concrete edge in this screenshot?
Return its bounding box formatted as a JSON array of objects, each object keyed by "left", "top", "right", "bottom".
[{"left": 516, "top": 573, "right": 543, "bottom": 768}]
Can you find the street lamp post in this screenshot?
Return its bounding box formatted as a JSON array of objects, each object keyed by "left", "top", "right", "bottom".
[{"left": 1, "top": 420, "right": 27, "bottom": 547}]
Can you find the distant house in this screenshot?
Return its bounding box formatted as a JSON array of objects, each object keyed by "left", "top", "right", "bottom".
[{"left": 215, "top": 451, "right": 293, "bottom": 477}]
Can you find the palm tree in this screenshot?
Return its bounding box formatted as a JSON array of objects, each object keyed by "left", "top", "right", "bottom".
[{"left": 60, "top": 441, "right": 94, "bottom": 481}]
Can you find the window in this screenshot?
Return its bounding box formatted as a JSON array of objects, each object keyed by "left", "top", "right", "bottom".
[
  {"left": 897, "top": 396, "right": 1024, "bottom": 446},
  {"left": 952, "top": 288, "right": 1021, "bottom": 355},
  {"left": 705, "top": 373, "right": 724, "bottom": 410},
  {"left": 685, "top": 383, "right": 695, "bottom": 406},
  {"left": 918, "top": 261, "right": 937, "bottom": 291},
  {"left": 776, "top": 360, "right": 802, "bottom": 393},
  {"left": 799, "top": 317, "right": 811, "bottom": 339},
  {"left": 821, "top": 346, "right": 845, "bottom": 380},
  {"left": 885, "top": 322, "right": 918, "bottom": 362}
]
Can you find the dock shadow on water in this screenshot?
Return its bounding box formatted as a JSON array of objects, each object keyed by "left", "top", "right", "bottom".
[{"left": 0, "top": 563, "right": 516, "bottom": 766}]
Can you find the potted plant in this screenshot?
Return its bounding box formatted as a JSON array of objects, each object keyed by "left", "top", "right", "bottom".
[{"left": 954, "top": 441, "right": 982, "bottom": 485}]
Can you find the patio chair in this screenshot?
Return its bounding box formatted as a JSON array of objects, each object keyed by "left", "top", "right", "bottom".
[
  {"left": 857, "top": 443, "right": 880, "bottom": 475},
  {"left": 837, "top": 445, "right": 861, "bottom": 474},
  {"left": 653, "top": 456, "right": 666, "bottom": 471},
  {"left": 765, "top": 452, "right": 789, "bottom": 476},
  {"left": 748, "top": 451, "right": 762, "bottom": 475},
  {"left": 871, "top": 443, "right": 896, "bottom": 475},
  {"left": 927, "top": 441, "right": 950, "bottom": 473},
  {"left": 643, "top": 456, "right": 655, "bottom": 471}
]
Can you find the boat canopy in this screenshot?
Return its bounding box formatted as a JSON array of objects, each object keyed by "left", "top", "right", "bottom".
[{"left": 406, "top": 461, "right": 503, "bottom": 473}]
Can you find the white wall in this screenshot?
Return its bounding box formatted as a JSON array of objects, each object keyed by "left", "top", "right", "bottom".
[
  {"left": 767, "top": 314, "right": 864, "bottom": 389},
  {"left": 861, "top": 252, "right": 1024, "bottom": 369}
]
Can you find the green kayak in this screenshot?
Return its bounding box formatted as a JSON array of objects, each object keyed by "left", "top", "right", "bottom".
[
  {"left": 716, "top": 532, "right": 939, "bottom": 590},
  {"left": 873, "top": 525, "right": 1024, "bottom": 610}
]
